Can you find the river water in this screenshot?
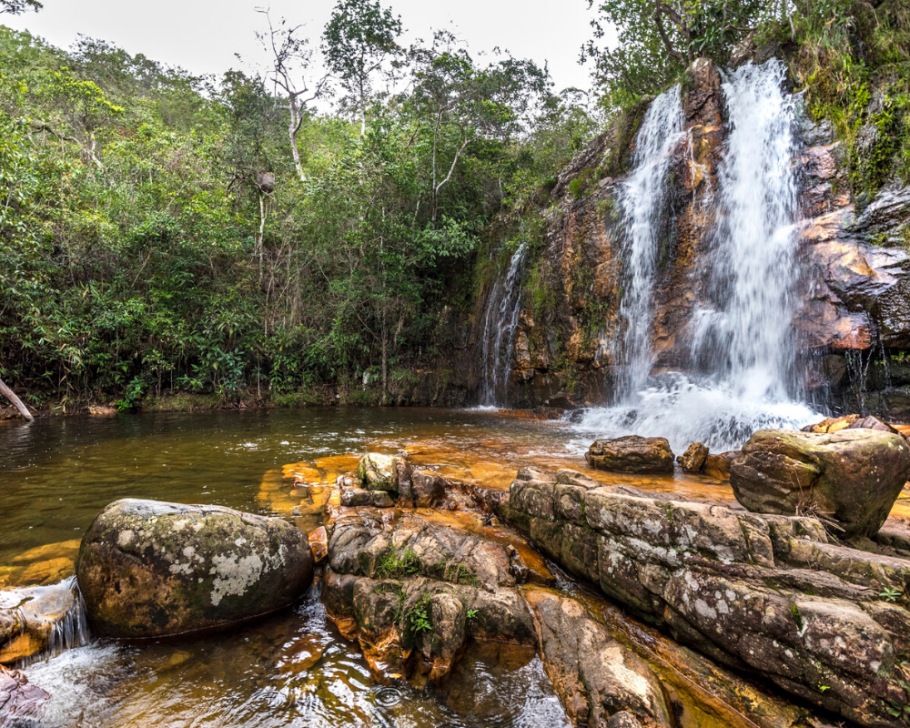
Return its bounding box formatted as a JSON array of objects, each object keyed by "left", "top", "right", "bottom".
[{"left": 1, "top": 407, "right": 747, "bottom": 728}]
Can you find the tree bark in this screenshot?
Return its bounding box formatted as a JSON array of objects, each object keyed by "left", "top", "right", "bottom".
[{"left": 0, "top": 378, "right": 34, "bottom": 420}]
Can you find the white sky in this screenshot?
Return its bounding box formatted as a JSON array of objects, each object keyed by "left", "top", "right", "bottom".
[{"left": 3, "top": 0, "right": 601, "bottom": 94}]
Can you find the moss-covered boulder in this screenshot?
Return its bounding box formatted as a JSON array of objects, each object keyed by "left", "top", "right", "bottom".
[
  {"left": 76, "top": 499, "right": 313, "bottom": 638},
  {"left": 730, "top": 429, "right": 910, "bottom": 537}
]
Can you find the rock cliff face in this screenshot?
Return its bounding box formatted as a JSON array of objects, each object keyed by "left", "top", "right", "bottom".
[{"left": 475, "top": 57, "right": 910, "bottom": 418}]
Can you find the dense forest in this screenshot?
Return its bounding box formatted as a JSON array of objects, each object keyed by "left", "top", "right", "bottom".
[{"left": 0, "top": 0, "right": 907, "bottom": 412}]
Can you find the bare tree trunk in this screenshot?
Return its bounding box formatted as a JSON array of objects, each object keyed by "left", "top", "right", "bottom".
[
  {"left": 0, "top": 378, "right": 34, "bottom": 421},
  {"left": 288, "top": 101, "right": 306, "bottom": 182}
]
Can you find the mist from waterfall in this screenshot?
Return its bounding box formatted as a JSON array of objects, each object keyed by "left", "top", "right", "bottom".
[
  {"left": 480, "top": 243, "right": 527, "bottom": 406},
  {"left": 615, "top": 86, "right": 685, "bottom": 400},
  {"left": 574, "top": 59, "right": 817, "bottom": 451}
]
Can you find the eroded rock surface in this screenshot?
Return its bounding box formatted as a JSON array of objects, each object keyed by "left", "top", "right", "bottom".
[
  {"left": 677, "top": 443, "right": 709, "bottom": 473},
  {"left": 525, "top": 589, "right": 671, "bottom": 728},
  {"left": 730, "top": 428, "right": 910, "bottom": 537},
  {"left": 507, "top": 465, "right": 910, "bottom": 728},
  {"left": 76, "top": 499, "right": 314, "bottom": 638},
  {"left": 586, "top": 437, "right": 675, "bottom": 474},
  {"left": 323, "top": 498, "right": 680, "bottom": 725}
]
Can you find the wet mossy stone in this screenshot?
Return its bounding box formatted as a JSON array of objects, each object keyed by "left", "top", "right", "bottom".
[
  {"left": 731, "top": 429, "right": 910, "bottom": 538},
  {"left": 76, "top": 499, "right": 313, "bottom": 638},
  {"left": 357, "top": 453, "right": 402, "bottom": 493}
]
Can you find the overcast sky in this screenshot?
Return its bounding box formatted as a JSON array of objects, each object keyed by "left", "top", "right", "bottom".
[{"left": 3, "top": 0, "right": 603, "bottom": 94}]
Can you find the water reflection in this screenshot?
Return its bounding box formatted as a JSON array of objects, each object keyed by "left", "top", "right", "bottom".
[{"left": 24, "top": 584, "right": 568, "bottom": 728}]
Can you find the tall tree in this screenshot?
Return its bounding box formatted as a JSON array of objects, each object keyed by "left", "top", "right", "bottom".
[
  {"left": 257, "top": 9, "right": 330, "bottom": 181},
  {"left": 322, "top": 0, "right": 402, "bottom": 135},
  {"left": 411, "top": 32, "right": 550, "bottom": 223},
  {"left": 582, "top": 0, "right": 769, "bottom": 105}
]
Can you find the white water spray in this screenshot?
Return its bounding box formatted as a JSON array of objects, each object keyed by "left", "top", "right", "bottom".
[
  {"left": 615, "top": 86, "right": 685, "bottom": 400},
  {"left": 480, "top": 243, "right": 527, "bottom": 406},
  {"left": 691, "top": 59, "right": 802, "bottom": 399},
  {"left": 575, "top": 60, "right": 817, "bottom": 451}
]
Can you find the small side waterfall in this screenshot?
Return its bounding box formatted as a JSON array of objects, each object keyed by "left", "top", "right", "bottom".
[
  {"left": 480, "top": 243, "right": 527, "bottom": 406},
  {"left": 46, "top": 578, "right": 91, "bottom": 658},
  {"left": 615, "top": 86, "right": 685, "bottom": 400},
  {"left": 574, "top": 60, "right": 817, "bottom": 450}
]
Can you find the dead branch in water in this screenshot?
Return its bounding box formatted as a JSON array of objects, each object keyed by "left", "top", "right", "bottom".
[{"left": 0, "top": 378, "right": 34, "bottom": 421}]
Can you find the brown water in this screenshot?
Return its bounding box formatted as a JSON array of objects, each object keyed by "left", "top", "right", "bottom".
[{"left": 1, "top": 407, "right": 889, "bottom": 727}]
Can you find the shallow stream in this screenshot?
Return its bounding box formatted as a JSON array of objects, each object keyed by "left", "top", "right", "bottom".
[{"left": 2, "top": 407, "right": 903, "bottom": 727}]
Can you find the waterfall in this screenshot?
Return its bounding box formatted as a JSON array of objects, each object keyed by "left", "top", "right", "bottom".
[
  {"left": 480, "top": 243, "right": 527, "bottom": 406},
  {"left": 690, "top": 59, "right": 801, "bottom": 401},
  {"left": 574, "top": 60, "right": 817, "bottom": 451},
  {"left": 615, "top": 86, "right": 685, "bottom": 400}
]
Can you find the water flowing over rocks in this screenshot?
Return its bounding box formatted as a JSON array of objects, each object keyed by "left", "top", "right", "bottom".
[
  {"left": 464, "top": 52, "right": 910, "bottom": 434},
  {"left": 586, "top": 437, "right": 675, "bottom": 474},
  {"left": 0, "top": 579, "right": 87, "bottom": 664},
  {"left": 730, "top": 428, "right": 910, "bottom": 537},
  {"left": 76, "top": 499, "right": 314, "bottom": 638},
  {"left": 506, "top": 465, "right": 910, "bottom": 728}
]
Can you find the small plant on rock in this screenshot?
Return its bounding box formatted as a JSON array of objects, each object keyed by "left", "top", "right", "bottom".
[{"left": 880, "top": 587, "right": 903, "bottom": 603}]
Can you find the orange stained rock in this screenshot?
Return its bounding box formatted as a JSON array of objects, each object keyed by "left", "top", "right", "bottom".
[{"left": 307, "top": 527, "right": 328, "bottom": 566}]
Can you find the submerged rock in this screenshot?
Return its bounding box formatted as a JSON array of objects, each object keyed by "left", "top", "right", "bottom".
[
  {"left": 730, "top": 428, "right": 910, "bottom": 537},
  {"left": 507, "top": 466, "right": 910, "bottom": 728},
  {"left": 585, "top": 437, "right": 675, "bottom": 474},
  {"left": 76, "top": 499, "right": 313, "bottom": 638},
  {"left": 676, "top": 442, "right": 708, "bottom": 473},
  {"left": 0, "top": 665, "right": 46, "bottom": 721}
]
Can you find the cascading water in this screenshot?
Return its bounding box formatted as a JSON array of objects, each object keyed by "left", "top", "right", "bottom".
[
  {"left": 615, "top": 86, "right": 685, "bottom": 400},
  {"left": 690, "top": 59, "right": 802, "bottom": 401},
  {"left": 574, "top": 60, "right": 818, "bottom": 451},
  {"left": 480, "top": 243, "right": 527, "bottom": 406}
]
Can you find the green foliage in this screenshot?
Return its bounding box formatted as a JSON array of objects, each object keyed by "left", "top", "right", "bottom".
[
  {"left": 582, "top": 0, "right": 775, "bottom": 106},
  {"left": 788, "top": 0, "right": 910, "bottom": 199},
  {"left": 405, "top": 592, "right": 433, "bottom": 635},
  {"left": 322, "top": 0, "right": 402, "bottom": 130},
  {"left": 0, "top": 0, "right": 41, "bottom": 15},
  {"left": 881, "top": 586, "right": 903, "bottom": 603},
  {"left": 0, "top": 20, "right": 587, "bottom": 407},
  {"left": 376, "top": 547, "right": 420, "bottom": 578}
]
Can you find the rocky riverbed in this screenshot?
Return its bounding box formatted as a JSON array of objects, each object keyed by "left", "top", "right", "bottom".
[{"left": 3, "top": 412, "right": 910, "bottom": 727}]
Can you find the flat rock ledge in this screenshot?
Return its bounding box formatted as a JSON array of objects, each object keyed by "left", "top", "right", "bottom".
[{"left": 506, "top": 466, "right": 910, "bottom": 728}]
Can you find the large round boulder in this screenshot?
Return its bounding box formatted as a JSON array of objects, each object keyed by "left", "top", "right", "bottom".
[
  {"left": 585, "top": 436, "right": 675, "bottom": 474},
  {"left": 730, "top": 429, "right": 910, "bottom": 537},
  {"left": 76, "top": 499, "right": 313, "bottom": 638}
]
